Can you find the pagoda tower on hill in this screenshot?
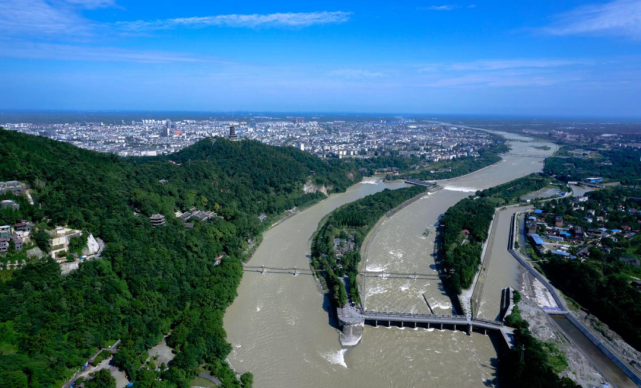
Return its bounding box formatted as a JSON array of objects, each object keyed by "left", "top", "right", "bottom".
[{"left": 229, "top": 125, "right": 238, "bottom": 140}]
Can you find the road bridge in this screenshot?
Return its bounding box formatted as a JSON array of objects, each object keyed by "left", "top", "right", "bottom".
[{"left": 242, "top": 265, "right": 320, "bottom": 275}]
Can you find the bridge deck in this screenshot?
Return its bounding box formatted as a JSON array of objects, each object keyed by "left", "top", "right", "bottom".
[
  {"left": 358, "top": 310, "right": 504, "bottom": 331},
  {"left": 502, "top": 153, "right": 546, "bottom": 158},
  {"left": 243, "top": 266, "right": 441, "bottom": 279},
  {"left": 404, "top": 179, "right": 438, "bottom": 187}
]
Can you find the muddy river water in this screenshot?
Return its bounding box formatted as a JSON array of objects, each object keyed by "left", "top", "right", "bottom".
[{"left": 224, "top": 132, "right": 558, "bottom": 387}]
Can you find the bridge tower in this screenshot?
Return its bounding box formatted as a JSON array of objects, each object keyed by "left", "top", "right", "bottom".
[
  {"left": 261, "top": 265, "right": 266, "bottom": 274},
  {"left": 293, "top": 266, "right": 298, "bottom": 276}
]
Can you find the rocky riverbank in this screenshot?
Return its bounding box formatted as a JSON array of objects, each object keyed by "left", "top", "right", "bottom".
[{"left": 518, "top": 297, "right": 606, "bottom": 388}]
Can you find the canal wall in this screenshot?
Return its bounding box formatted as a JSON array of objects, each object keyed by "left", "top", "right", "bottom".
[{"left": 564, "top": 314, "right": 641, "bottom": 387}]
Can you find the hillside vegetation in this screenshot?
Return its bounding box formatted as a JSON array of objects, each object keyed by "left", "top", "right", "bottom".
[{"left": 0, "top": 129, "right": 360, "bottom": 387}]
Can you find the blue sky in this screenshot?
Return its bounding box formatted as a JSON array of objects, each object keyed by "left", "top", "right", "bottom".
[{"left": 1, "top": 0, "right": 640, "bottom": 116}]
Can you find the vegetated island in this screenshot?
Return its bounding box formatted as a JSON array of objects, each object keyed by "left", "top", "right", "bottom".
[
  {"left": 311, "top": 185, "right": 428, "bottom": 307},
  {"left": 352, "top": 142, "right": 510, "bottom": 181},
  {"left": 398, "top": 143, "right": 510, "bottom": 181},
  {"left": 441, "top": 173, "right": 552, "bottom": 295}
]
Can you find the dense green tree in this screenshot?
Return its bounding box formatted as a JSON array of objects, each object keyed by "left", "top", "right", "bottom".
[
  {"left": 547, "top": 257, "right": 641, "bottom": 350},
  {"left": 240, "top": 372, "right": 254, "bottom": 388},
  {"left": 84, "top": 369, "right": 116, "bottom": 388}
]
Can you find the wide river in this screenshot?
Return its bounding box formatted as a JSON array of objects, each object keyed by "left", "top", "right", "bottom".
[{"left": 224, "top": 131, "right": 558, "bottom": 387}]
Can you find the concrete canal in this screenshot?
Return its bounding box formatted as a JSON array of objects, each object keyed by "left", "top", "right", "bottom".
[{"left": 552, "top": 315, "right": 638, "bottom": 388}]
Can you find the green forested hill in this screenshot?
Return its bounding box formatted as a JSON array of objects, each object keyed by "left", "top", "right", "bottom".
[{"left": 0, "top": 129, "right": 360, "bottom": 387}]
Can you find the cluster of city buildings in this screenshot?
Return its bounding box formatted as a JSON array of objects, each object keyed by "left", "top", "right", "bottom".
[
  {"left": 525, "top": 197, "right": 640, "bottom": 266},
  {"left": 2, "top": 118, "right": 498, "bottom": 162}
]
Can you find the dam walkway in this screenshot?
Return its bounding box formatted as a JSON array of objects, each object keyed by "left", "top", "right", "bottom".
[{"left": 243, "top": 265, "right": 441, "bottom": 280}]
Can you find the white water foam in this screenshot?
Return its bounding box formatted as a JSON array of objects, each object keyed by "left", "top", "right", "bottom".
[
  {"left": 256, "top": 306, "right": 261, "bottom": 312},
  {"left": 389, "top": 250, "right": 404, "bottom": 259},
  {"left": 366, "top": 286, "right": 387, "bottom": 297},
  {"left": 361, "top": 178, "right": 382, "bottom": 185},
  {"left": 366, "top": 264, "right": 387, "bottom": 272},
  {"left": 442, "top": 186, "right": 478, "bottom": 193},
  {"left": 430, "top": 301, "right": 452, "bottom": 310},
  {"left": 323, "top": 349, "right": 348, "bottom": 368}
]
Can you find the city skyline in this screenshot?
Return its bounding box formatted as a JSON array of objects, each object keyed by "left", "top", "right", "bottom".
[{"left": 1, "top": 0, "right": 641, "bottom": 116}]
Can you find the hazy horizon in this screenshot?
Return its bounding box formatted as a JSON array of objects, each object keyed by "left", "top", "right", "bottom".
[{"left": 3, "top": 109, "right": 641, "bottom": 120}]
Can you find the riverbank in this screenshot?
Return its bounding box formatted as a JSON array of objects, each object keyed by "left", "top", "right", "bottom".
[
  {"left": 243, "top": 177, "right": 382, "bottom": 263},
  {"left": 518, "top": 297, "right": 607, "bottom": 387}
]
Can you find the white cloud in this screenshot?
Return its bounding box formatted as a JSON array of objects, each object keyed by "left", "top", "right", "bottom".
[
  {"left": 118, "top": 11, "right": 352, "bottom": 31},
  {"left": 63, "top": 0, "right": 116, "bottom": 9},
  {"left": 415, "top": 58, "right": 593, "bottom": 88},
  {"left": 419, "top": 58, "right": 591, "bottom": 72},
  {"left": 419, "top": 5, "right": 457, "bottom": 11},
  {"left": 449, "top": 59, "right": 591, "bottom": 70},
  {"left": 421, "top": 74, "right": 564, "bottom": 88},
  {"left": 0, "top": 41, "right": 208, "bottom": 63},
  {"left": 0, "top": 0, "right": 92, "bottom": 37},
  {"left": 0, "top": 3, "right": 351, "bottom": 40},
  {"left": 327, "top": 69, "right": 387, "bottom": 78},
  {"left": 542, "top": 0, "right": 641, "bottom": 39}
]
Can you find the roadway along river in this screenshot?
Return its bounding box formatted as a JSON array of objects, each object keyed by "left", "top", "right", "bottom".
[{"left": 224, "top": 131, "right": 557, "bottom": 388}]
